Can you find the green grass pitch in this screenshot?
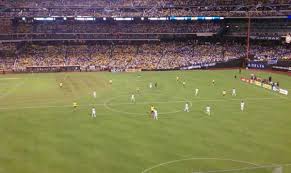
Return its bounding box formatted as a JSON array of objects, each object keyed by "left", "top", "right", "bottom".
[{"left": 0, "top": 70, "right": 291, "bottom": 173}]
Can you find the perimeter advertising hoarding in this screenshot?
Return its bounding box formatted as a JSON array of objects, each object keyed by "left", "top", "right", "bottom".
[
  {"left": 240, "top": 77, "right": 288, "bottom": 95},
  {"left": 273, "top": 86, "right": 280, "bottom": 92},
  {"left": 255, "top": 81, "right": 262, "bottom": 87},
  {"left": 248, "top": 60, "right": 291, "bottom": 72},
  {"left": 125, "top": 69, "right": 142, "bottom": 72},
  {"left": 247, "top": 62, "right": 268, "bottom": 69},
  {"left": 272, "top": 66, "right": 291, "bottom": 72},
  {"left": 279, "top": 89, "right": 289, "bottom": 96},
  {"left": 262, "top": 84, "right": 272, "bottom": 90}
]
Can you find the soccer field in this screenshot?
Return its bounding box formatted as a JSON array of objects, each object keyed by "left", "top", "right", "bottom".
[{"left": 0, "top": 70, "right": 291, "bottom": 173}]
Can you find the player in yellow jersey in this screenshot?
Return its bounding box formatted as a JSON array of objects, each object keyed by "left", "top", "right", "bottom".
[
  {"left": 222, "top": 90, "right": 226, "bottom": 96},
  {"left": 73, "top": 102, "right": 78, "bottom": 111},
  {"left": 109, "top": 80, "right": 112, "bottom": 85},
  {"left": 59, "top": 82, "right": 63, "bottom": 88},
  {"left": 150, "top": 105, "right": 155, "bottom": 118},
  {"left": 176, "top": 76, "right": 179, "bottom": 81}
]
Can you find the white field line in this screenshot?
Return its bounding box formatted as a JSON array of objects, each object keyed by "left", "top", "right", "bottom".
[
  {"left": 142, "top": 157, "right": 291, "bottom": 173},
  {"left": 141, "top": 157, "right": 260, "bottom": 173},
  {"left": 192, "top": 165, "right": 280, "bottom": 173},
  {"left": 0, "top": 97, "right": 283, "bottom": 111}
]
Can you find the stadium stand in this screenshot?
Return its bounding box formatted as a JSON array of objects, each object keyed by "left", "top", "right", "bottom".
[
  {"left": 0, "top": 0, "right": 290, "bottom": 17},
  {"left": 0, "top": 0, "right": 290, "bottom": 72},
  {"left": 0, "top": 41, "right": 289, "bottom": 72}
]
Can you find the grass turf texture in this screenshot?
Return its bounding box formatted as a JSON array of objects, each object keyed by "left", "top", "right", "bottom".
[{"left": 0, "top": 70, "right": 291, "bottom": 173}]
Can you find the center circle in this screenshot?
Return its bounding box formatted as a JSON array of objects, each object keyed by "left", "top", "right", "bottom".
[
  {"left": 141, "top": 157, "right": 261, "bottom": 173},
  {"left": 104, "top": 94, "right": 192, "bottom": 116}
]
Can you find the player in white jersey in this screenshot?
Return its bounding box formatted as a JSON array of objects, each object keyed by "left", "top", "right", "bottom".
[
  {"left": 92, "top": 107, "right": 96, "bottom": 118},
  {"left": 131, "top": 94, "right": 135, "bottom": 102},
  {"left": 240, "top": 101, "right": 245, "bottom": 111},
  {"left": 184, "top": 103, "right": 189, "bottom": 112},
  {"left": 232, "top": 88, "right": 236, "bottom": 96},
  {"left": 149, "top": 82, "right": 153, "bottom": 89},
  {"left": 212, "top": 80, "right": 215, "bottom": 86},
  {"left": 153, "top": 109, "right": 158, "bottom": 120},
  {"left": 206, "top": 105, "right": 211, "bottom": 116},
  {"left": 195, "top": 88, "right": 199, "bottom": 96},
  {"left": 93, "top": 91, "right": 97, "bottom": 98},
  {"left": 182, "top": 81, "right": 186, "bottom": 87}
]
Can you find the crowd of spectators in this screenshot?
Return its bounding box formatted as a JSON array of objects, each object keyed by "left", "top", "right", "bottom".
[
  {"left": 0, "top": 9, "right": 289, "bottom": 18},
  {"left": 225, "top": 20, "right": 291, "bottom": 38},
  {"left": 0, "top": 0, "right": 290, "bottom": 18},
  {"left": 0, "top": 43, "right": 17, "bottom": 70},
  {"left": 1, "top": 19, "right": 288, "bottom": 40},
  {"left": 0, "top": 20, "right": 222, "bottom": 42},
  {"left": 0, "top": 41, "right": 288, "bottom": 72},
  {"left": 251, "top": 45, "right": 291, "bottom": 61},
  {"left": 5, "top": 21, "right": 221, "bottom": 34},
  {"left": 2, "top": 0, "right": 290, "bottom": 8},
  {"left": 13, "top": 41, "right": 244, "bottom": 70}
]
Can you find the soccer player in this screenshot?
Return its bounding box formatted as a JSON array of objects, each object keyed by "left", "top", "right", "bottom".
[
  {"left": 195, "top": 88, "right": 199, "bottom": 96},
  {"left": 73, "top": 102, "right": 78, "bottom": 111},
  {"left": 232, "top": 88, "right": 236, "bottom": 96},
  {"left": 59, "top": 82, "right": 63, "bottom": 88},
  {"left": 184, "top": 103, "right": 189, "bottom": 112},
  {"left": 93, "top": 91, "right": 97, "bottom": 98},
  {"left": 153, "top": 109, "right": 158, "bottom": 120},
  {"left": 149, "top": 82, "right": 153, "bottom": 89},
  {"left": 154, "top": 82, "right": 157, "bottom": 88},
  {"left": 222, "top": 90, "right": 226, "bottom": 96},
  {"left": 131, "top": 94, "right": 135, "bottom": 102},
  {"left": 136, "top": 87, "right": 140, "bottom": 93},
  {"left": 150, "top": 105, "right": 155, "bottom": 112},
  {"left": 92, "top": 107, "right": 96, "bottom": 118},
  {"left": 150, "top": 105, "right": 155, "bottom": 117},
  {"left": 182, "top": 81, "right": 186, "bottom": 87},
  {"left": 212, "top": 79, "right": 215, "bottom": 86},
  {"left": 176, "top": 76, "right": 179, "bottom": 81},
  {"left": 240, "top": 101, "right": 245, "bottom": 111},
  {"left": 109, "top": 80, "right": 112, "bottom": 85},
  {"left": 206, "top": 105, "right": 211, "bottom": 116}
]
